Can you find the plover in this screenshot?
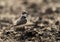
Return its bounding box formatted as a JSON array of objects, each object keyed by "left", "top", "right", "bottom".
[{"left": 14, "top": 12, "right": 28, "bottom": 26}]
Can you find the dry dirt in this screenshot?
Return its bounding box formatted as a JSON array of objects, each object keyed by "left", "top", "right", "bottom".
[{"left": 0, "top": 0, "right": 60, "bottom": 42}]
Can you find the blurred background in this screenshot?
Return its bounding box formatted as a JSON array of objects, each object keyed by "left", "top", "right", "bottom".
[{"left": 0, "top": 0, "right": 60, "bottom": 42}]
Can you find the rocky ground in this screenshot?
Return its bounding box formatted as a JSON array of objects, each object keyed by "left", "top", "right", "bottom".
[{"left": 0, "top": 0, "right": 60, "bottom": 42}]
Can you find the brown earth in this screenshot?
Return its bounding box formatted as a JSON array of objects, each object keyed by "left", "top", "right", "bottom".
[{"left": 0, "top": 0, "right": 60, "bottom": 42}]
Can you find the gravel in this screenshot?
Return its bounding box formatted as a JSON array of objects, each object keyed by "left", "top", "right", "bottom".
[{"left": 0, "top": 0, "right": 60, "bottom": 42}]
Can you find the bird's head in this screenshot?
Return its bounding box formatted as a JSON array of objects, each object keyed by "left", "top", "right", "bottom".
[{"left": 22, "top": 11, "right": 29, "bottom": 17}]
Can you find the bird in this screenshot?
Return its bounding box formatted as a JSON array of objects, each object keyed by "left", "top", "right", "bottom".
[
  {"left": 13, "top": 12, "right": 28, "bottom": 26},
  {"left": 16, "top": 16, "right": 27, "bottom": 25}
]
